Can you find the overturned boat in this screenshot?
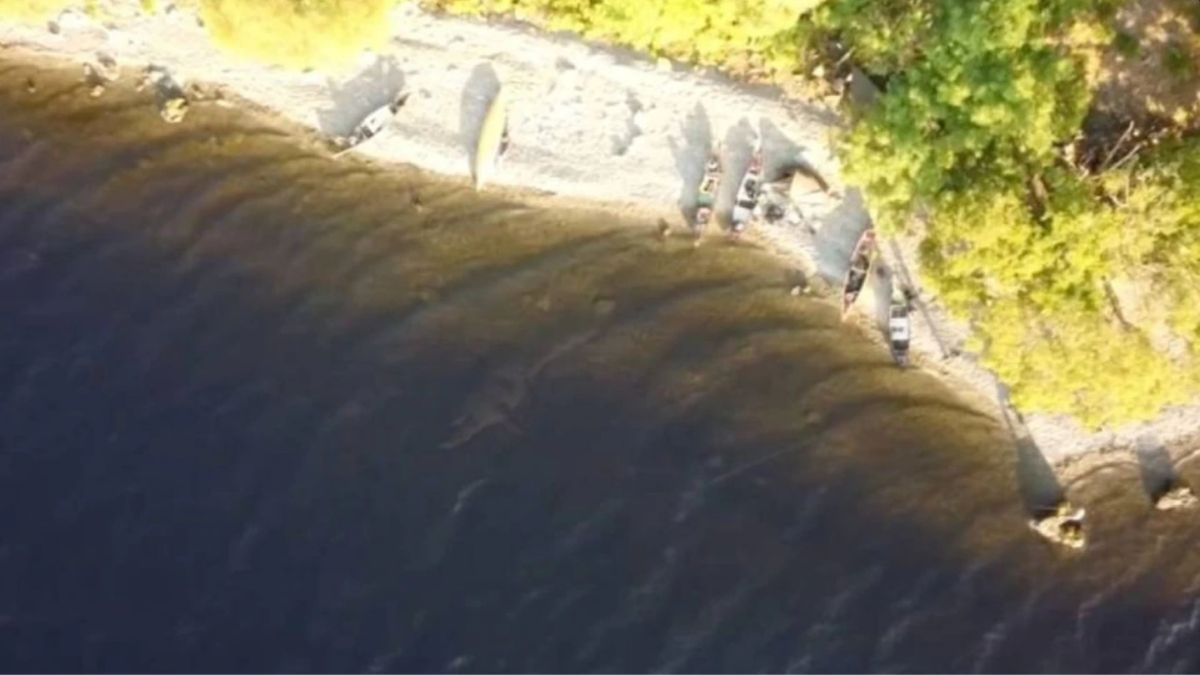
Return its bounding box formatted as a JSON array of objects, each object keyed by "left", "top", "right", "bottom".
[
  {"left": 691, "top": 147, "right": 722, "bottom": 241},
  {"left": 338, "top": 90, "right": 411, "bottom": 154},
  {"left": 841, "top": 229, "right": 877, "bottom": 319},
  {"left": 730, "top": 142, "right": 763, "bottom": 238},
  {"left": 888, "top": 290, "right": 911, "bottom": 367},
  {"left": 473, "top": 85, "right": 510, "bottom": 190}
]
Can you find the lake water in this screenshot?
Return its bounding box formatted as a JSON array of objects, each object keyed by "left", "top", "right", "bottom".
[{"left": 2, "top": 59, "right": 1200, "bottom": 672}]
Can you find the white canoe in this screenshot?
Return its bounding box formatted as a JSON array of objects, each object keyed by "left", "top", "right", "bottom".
[{"left": 472, "top": 85, "right": 509, "bottom": 190}]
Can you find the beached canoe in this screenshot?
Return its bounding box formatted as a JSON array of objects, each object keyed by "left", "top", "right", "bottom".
[
  {"left": 841, "top": 229, "right": 877, "bottom": 319},
  {"left": 472, "top": 85, "right": 509, "bottom": 190},
  {"left": 691, "top": 146, "right": 721, "bottom": 239},
  {"left": 730, "top": 143, "right": 763, "bottom": 237},
  {"left": 888, "top": 289, "right": 911, "bottom": 367}
]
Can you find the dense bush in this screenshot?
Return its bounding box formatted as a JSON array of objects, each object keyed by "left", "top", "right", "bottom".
[
  {"left": 823, "top": 0, "right": 1101, "bottom": 229},
  {"left": 199, "top": 0, "right": 391, "bottom": 69},
  {"left": 918, "top": 140, "right": 1200, "bottom": 426}
]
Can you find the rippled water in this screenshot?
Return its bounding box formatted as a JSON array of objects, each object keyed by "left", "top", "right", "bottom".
[{"left": 2, "top": 58, "right": 1200, "bottom": 672}]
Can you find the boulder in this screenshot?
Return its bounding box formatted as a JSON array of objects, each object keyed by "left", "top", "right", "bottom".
[
  {"left": 1030, "top": 501, "right": 1086, "bottom": 550},
  {"left": 159, "top": 96, "right": 188, "bottom": 124},
  {"left": 1155, "top": 483, "right": 1198, "bottom": 511}
]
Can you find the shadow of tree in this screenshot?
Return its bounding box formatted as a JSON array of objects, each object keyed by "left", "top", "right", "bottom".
[
  {"left": 459, "top": 62, "right": 502, "bottom": 175},
  {"left": 997, "top": 383, "right": 1066, "bottom": 517},
  {"left": 869, "top": 260, "right": 894, "bottom": 339},
  {"left": 667, "top": 103, "right": 713, "bottom": 224},
  {"left": 316, "top": 56, "right": 408, "bottom": 137}
]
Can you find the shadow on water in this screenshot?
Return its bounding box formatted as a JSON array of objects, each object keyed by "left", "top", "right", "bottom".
[
  {"left": 4, "top": 55, "right": 1200, "bottom": 673},
  {"left": 316, "top": 55, "right": 408, "bottom": 136},
  {"left": 996, "top": 384, "right": 1065, "bottom": 516},
  {"left": 1135, "top": 433, "right": 1183, "bottom": 504},
  {"left": 458, "top": 62, "right": 501, "bottom": 170},
  {"left": 667, "top": 102, "right": 711, "bottom": 223}
]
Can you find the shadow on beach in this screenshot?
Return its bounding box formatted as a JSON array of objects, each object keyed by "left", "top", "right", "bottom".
[
  {"left": 317, "top": 55, "right": 408, "bottom": 136},
  {"left": 667, "top": 102, "right": 712, "bottom": 224},
  {"left": 758, "top": 117, "right": 802, "bottom": 180},
  {"left": 812, "top": 188, "right": 869, "bottom": 282},
  {"left": 459, "top": 62, "right": 501, "bottom": 171},
  {"left": 719, "top": 118, "right": 757, "bottom": 230}
]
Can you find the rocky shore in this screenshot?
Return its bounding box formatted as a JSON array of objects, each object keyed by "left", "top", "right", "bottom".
[{"left": 3, "top": 0, "right": 1198, "bottom": 489}]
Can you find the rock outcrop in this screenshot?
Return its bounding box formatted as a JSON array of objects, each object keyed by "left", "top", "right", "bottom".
[
  {"left": 1030, "top": 501, "right": 1087, "bottom": 550},
  {"left": 1155, "top": 483, "right": 1199, "bottom": 511}
]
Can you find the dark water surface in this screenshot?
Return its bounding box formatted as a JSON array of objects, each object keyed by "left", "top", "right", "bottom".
[{"left": 2, "top": 59, "right": 1200, "bottom": 673}]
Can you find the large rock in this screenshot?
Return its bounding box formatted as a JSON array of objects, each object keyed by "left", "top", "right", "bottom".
[
  {"left": 1155, "top": 483, "right": 1199, "bottom": 511},
  {"left": 159, "top": 96, "right": 188, "bottom": 124}
]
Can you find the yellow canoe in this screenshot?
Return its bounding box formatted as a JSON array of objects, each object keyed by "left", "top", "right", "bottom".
[{"left": 472, "top": 85, "right": 509, "bottom": 190}]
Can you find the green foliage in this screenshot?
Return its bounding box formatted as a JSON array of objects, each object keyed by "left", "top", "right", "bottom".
[
  {"left": 822, "top": 0, "right": 1097, "bottom": 229},
  {"left": 806, "top": 0, "right": 1200, "bottom": 426},
  {"left": 199, "top": 0, "right": 391, "bottom": 69},
  {"left": 426, "top": 0, "right": 819, "bottom": 78},
  {"left": 0, "top": 0, "right": 72, "bottom": 20},
  {"left": 919, "top": 143, "right": 1200, "bottom": 426}
]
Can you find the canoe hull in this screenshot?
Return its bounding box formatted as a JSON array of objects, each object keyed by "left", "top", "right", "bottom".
[{"left": 473, "top": 86, "right": 508, "bottom": 190}]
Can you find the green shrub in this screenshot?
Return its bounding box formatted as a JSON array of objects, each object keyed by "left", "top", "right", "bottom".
[
  {"left": 918, "top": 142, "right": 1200, "bottom": 426},
  {"left": 0, "top": 0, "right": 73, "bottom": 20},
  {"left": 199, "top": 0, "right": 392, "bottom": 69},
  {"left": 820, "top": 0, "right": 1098, "bottom": 230}
]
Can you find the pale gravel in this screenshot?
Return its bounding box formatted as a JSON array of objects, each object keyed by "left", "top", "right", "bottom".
[{"left": 2, "top": 0, "right": 1197, "bottom": 471}]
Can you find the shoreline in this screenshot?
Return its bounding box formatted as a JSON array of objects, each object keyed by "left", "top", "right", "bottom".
[{"left": 3, "top": 0, "right": 1198, "bottom": 476}]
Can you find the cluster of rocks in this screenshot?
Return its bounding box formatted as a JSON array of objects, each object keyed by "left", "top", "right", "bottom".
[
  {"left": 1154, "top": 482, "right": 1199, "bottom": 511},
  {"left": 136, "top": 65, "right": 189, "bottom": 123},
  {"left": 64, "top": 55, "right": 193, "bottom": 124},
  {"left": 1029, "top": 501, "right": 1087, "bottom": 550}
]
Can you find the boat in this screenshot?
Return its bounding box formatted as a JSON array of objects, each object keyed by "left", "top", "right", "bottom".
[
  {"left": 338, "top": 90, "right": 411, "bottom": 154},
  {"left": 840, "top": 229, "right": 876, "bottom": 319},
  {"left": 730, "top": 142, "right": 763, "bottom": 237},
  {"left": 472, "top": 85, "right": 510, "bottom": 190},
  {"left": 888, "top": 289, "right": 911, "bottom": 366},
  {"left": 691, "top": 147, "right": 721, "bottom": 240}
]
